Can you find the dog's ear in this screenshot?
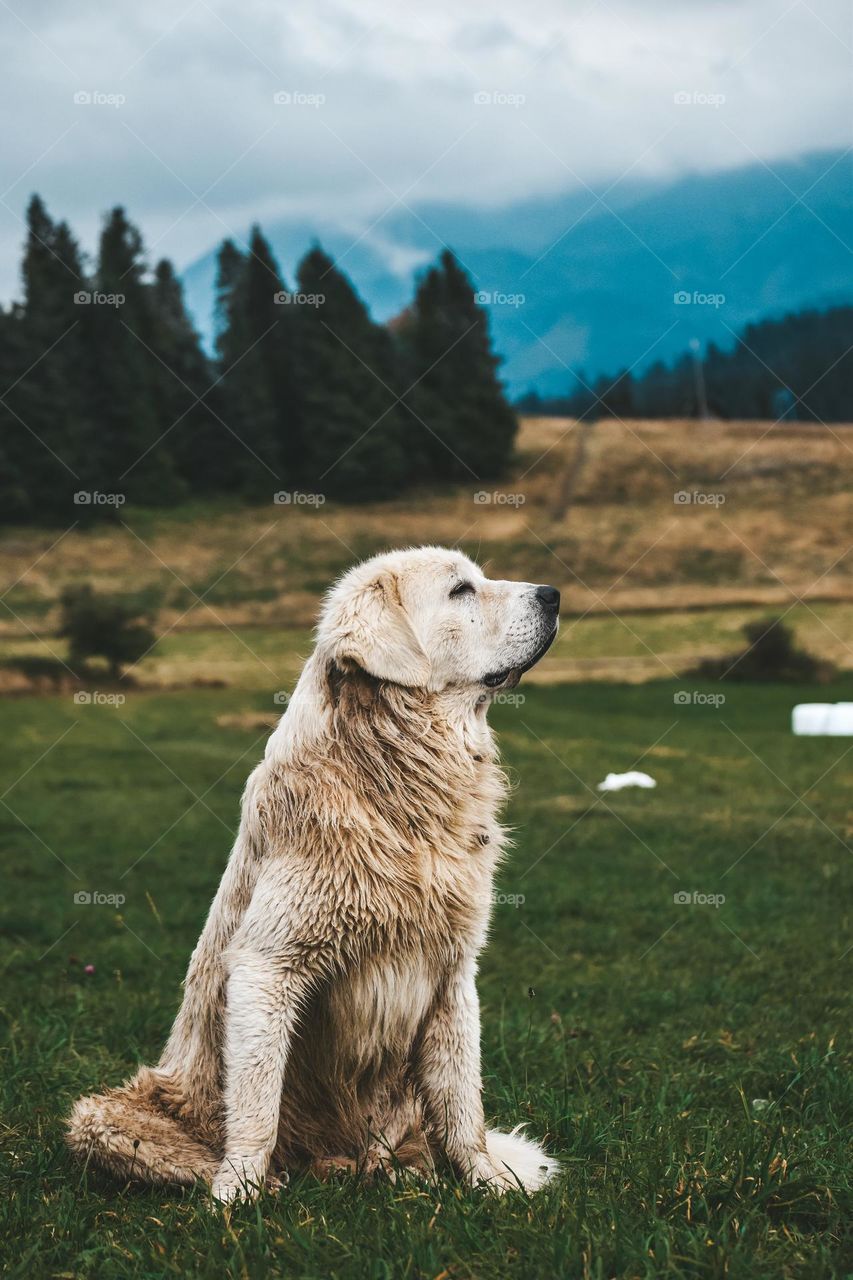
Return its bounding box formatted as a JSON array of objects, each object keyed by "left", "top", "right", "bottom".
[{"left": 336, "top": 570, "right": 430, "bottom": 687}]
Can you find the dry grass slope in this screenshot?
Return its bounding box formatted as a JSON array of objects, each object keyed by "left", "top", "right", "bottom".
[{"left": 1, "top": 417, "right": 852, "bottom": 687}]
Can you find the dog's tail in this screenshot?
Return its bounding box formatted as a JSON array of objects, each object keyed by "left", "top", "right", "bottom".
[
  {"left": 66, "top": 1068, "right": 219, "bottom": 1187},
  {"left": 484, "top": 1126, "right": 560, "bottom": 1192}
]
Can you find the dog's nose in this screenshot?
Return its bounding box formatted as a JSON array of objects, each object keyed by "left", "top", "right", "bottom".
[{"left": 535, "top": 585, "right": 560, "bottom": 611}]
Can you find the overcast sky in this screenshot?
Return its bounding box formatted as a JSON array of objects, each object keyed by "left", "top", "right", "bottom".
[{"left": 0, "top": 0, "right": 850, "bottom": 300}]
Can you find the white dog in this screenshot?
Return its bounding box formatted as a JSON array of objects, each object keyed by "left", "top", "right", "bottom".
[{"left": 67, "top": 546, "right": 561, "bottom": 1201}]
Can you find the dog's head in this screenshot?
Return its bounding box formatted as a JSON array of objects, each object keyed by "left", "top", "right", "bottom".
[{"left": 316, "top": 546, "right": 559, "bottom": 694}]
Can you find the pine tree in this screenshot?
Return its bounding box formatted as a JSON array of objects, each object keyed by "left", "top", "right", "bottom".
[
  {"left": 213, "top": 230, "right": 292, "bottom": 494},
  {"left": 293, "top": 246, "right": 408, "bottom": 501},
  {"left": 244, "top": 227, "right": 298, "bottom": 476},
  {"left": 147, "top": 259, "right": 234, "bottom": 494},
  {"left": 3, "top": 196, "right": 97, "bottom": 522},
  {"left": 563, "top": 307, "right": 853, "bottom": 422},
  {"left": 400, "top": 251, "right": 517, "bottom": 483},
  {"left": 594, "top": 369, "right": 636, "bottom": 418},
  {"left": 0, "top": 304, "right": 32, "bottom": 521},
  {"left": 89, "top": 207, "right": 186, "bottom": 505},
  {"left": 563, "top": 370, "right": 597, "bottom": 422}
]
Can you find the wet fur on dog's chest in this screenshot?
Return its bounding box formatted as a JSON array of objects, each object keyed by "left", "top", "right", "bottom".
[
  {"left": 275, "top": 769, "right": 505, "bottom": 1151},
  {"left": 286, "top": 747, "right": 504, "bottom": 1075},
  {"left": 288, "top": 843, "right": 496, "bottom": 1110},
  {"left": 260, "top": 673, "right": 509, "bottom": 957},
  {"left": 324, "top": 954, "right": 437, "bottom": 1069}
]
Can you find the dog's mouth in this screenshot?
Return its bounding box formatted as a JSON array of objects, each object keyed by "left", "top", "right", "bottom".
[{"left": 482, "top": 624, "right": 558, "bottom": 689}]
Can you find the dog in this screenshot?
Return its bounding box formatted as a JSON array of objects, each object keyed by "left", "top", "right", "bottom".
[{"left": 67, "top": 546, "right": 561, "bottom": 1201}]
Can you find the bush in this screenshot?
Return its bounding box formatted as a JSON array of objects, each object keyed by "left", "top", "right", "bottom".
[
  {"left": 690, "top": 616, "right": 834, "bottom": 683},
  {"left": 59, "top": 584, "right": 157, "bottom": 679}
]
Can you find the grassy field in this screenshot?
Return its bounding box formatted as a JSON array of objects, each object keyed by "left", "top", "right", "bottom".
[
  {"left": 1, "top": 417, "right": 852, "bottom": 1276},
  {"left": 1, "top": 676, "right": 851, "bottom": 1278}
]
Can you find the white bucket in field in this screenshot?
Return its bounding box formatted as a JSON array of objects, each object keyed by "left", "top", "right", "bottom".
[{"left": 792, "top": 703, "right": 853, "bottom": 735}]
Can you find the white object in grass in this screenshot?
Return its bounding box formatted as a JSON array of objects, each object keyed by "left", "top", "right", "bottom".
[
  {"left": 596, "top": 770, "right": 657, "bottom": 792},
  {"left": 792, "top": 703, "right": 853, "bottom": 736}
]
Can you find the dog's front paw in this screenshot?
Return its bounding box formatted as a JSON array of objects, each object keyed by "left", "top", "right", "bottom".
[
  {"left": 211, "top": 1156, "right": 271, "bottom": 1204},
  {"left": 211, "top": 1175, "right": 244, "bottom": 1205}
]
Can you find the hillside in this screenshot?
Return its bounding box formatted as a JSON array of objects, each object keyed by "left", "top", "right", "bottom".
[{"left": 2, "top": 417, "right": 853, "bottom": 690}]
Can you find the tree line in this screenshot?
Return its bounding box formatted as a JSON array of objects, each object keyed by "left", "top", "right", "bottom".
[
  {"left": 0, "top": 197, "right": 517, "bottom": 523},
  {"left": 518, "top": 307, "right": 853, "bottom": 423}
]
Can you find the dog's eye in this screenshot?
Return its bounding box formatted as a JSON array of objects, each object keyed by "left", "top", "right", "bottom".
[{"left": 450, "top": 581, "right": 475, "bottom": 599}]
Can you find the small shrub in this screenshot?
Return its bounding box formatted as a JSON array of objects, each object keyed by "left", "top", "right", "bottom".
[
  {"left": 690, "top": 616, "right": 834, "bottom": 683},
  {"left": 59, "top": 584, "right": 157, "bottom": 679}
]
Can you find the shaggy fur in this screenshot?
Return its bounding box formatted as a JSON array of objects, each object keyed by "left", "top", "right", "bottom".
[{"left": 67, "top": 547, "right": 561, "bottom": 1202}]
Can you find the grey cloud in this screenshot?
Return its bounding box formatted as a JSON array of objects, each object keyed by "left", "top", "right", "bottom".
[{"left": 0, "top": 0, "right": 849, "bottom": 301}]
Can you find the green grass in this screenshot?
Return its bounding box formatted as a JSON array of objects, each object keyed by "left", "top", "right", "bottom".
[{"left": 1, "top": 678, "right": 851, "bottom": 1278}]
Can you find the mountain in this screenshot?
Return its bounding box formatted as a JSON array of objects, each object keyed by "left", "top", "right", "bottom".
[{"left": 180, "top": 150, "right": 853, "bottom": 398}]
